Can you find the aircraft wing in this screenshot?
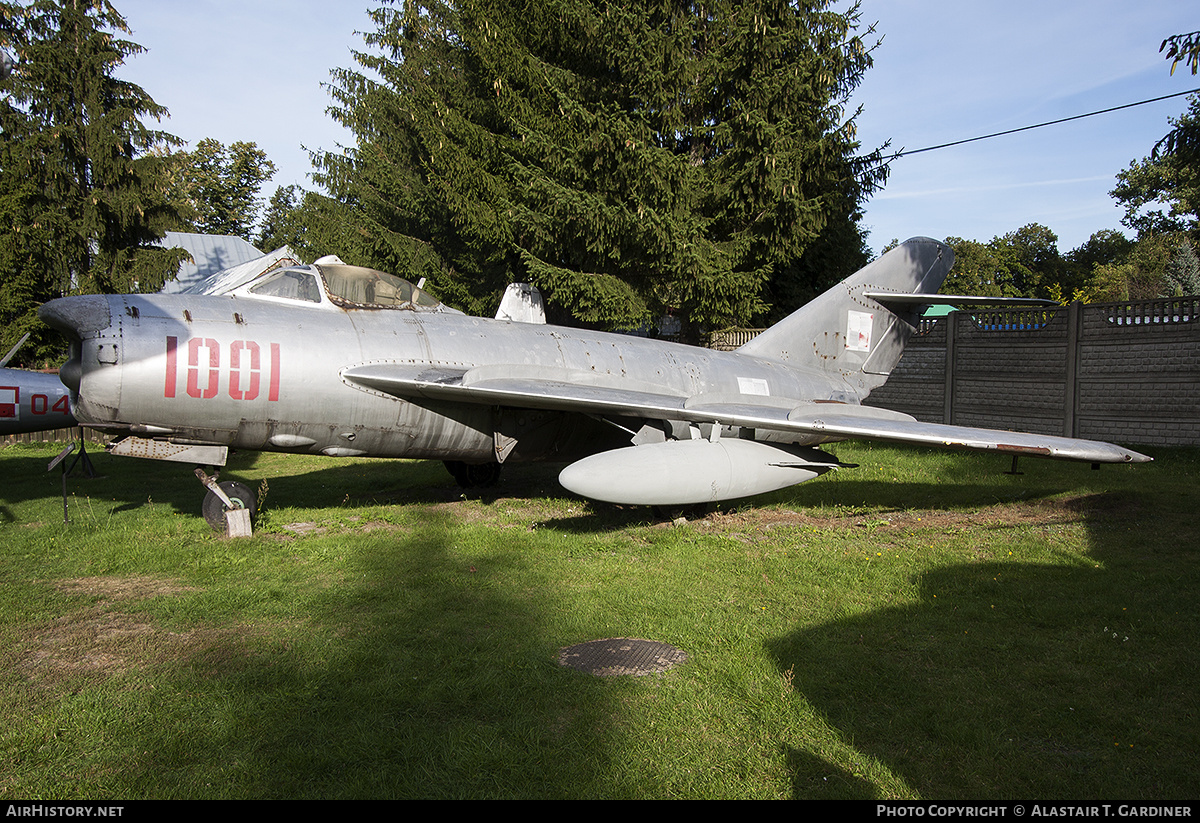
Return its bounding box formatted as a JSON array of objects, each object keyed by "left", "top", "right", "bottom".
[{"left": 342, "top": 363, "right": 1150, "bottom": 464}]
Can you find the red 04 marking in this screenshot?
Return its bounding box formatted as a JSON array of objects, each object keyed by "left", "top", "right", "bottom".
[
  {"left": 0, "top": 386, "right": 70, "bottom": 416},
  {"left": 164, "top": 336, "right": 280, "bottom": 401},
  {"left": 31, "top": 393, "right": 71, "bottom": 414}
]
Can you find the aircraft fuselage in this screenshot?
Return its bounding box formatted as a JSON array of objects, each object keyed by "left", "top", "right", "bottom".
[{"left": 48, "top": 292, "right": 854, "bottom": 466}]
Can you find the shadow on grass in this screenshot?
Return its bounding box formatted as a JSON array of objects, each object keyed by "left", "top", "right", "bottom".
[
  {"left": 7, "top": 437, "right": 1152, "bottom": 530},
  {"left": 2, "top": 441, "right": 566, "bottom": 523},
  {"left": 7, "top": 442, "right": 1190, "bottom": 797},
  {"left": 110, "top": 507, "right": 629, "bottom": 799},
  {"left": 769, "top": 480, "right": 1200, "bottom": 798},
  {"left": 3, "top": 444, "right": 645, "bottom": 797},
  {"left": 1, "top": 444, "right": 268, "bottom": 522}
]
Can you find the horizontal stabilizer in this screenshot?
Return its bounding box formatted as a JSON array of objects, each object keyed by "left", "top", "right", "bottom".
[{"left": 862, "top": 293, "right": 1058, "bottom": 310}]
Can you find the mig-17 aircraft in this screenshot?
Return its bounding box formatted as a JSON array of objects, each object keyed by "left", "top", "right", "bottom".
[{"left": 37, "top": 237, "right": 1150, "bottom": 528}]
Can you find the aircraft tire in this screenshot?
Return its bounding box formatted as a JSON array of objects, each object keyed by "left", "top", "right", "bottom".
[
  {"left": 202, "top": 480, "right": 257, "bottom": 532},
  {"left": 444, "top": 460, "right": 470, "bottom": 486},
  {"left": 464, "top": 462, "right": 501, "bottom": 487}
]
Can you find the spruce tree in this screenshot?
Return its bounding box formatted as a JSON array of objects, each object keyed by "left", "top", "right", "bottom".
[
  {"left": 169, "top": 138, "right": 276, "bottom": 242},
  {"left": 254, "top": 184, "right": 304, "bottom": 254},
  {"left": 316, "top": 0, "right": 886, "bottom": 338},
  {"left": 1163, "top": 238, "right": 1200, "bottom": 297},
  {"left": 0, "top": 0, "right": 186, "bottom": 365}
]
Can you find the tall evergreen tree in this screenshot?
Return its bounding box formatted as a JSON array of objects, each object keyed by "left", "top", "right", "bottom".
[
  {"left": 1162, "top": 237, "right": 1200, "bottom": 296},
  {"left": 315, "top": 0, "right": 886, "bottom": 338},
  {"left": 168, "top": 137, "right": 276, "bottom": 242},
  {"left": 254, "top": 184, "right": 305, "bottom": 254},
  {"left": 0, "top": 0, "right": 186, "bottom": 365}
]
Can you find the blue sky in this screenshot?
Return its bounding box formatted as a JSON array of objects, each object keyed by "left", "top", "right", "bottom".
[
  {"left": 112, "top": 1, "right": 1198, "bottom": 257},
  {"left": 850, "top": 1, "right": 1198, "bottom": 255}
]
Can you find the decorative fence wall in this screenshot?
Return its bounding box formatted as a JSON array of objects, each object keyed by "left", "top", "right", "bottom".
[
  {"left": 708, "top": 327, "right": 764, "bottom": 351},
  {"left": 3, "top": 425, "right": 107, "bottom": 446},
  {"left": 865, "top": 297, "right": 1200, "bottom": 447}
]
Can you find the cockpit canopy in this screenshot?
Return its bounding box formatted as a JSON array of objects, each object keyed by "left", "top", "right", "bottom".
[
  {"left": 313, "top": 263, "right": 447, "bottom": 310},
  {"left": 186, "top": 256, "right": 459, "bottom": 314}
]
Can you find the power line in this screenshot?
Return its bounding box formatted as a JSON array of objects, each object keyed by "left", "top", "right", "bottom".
[{"left": 885, "top": 87, "right": 1200, "bottom": 161}]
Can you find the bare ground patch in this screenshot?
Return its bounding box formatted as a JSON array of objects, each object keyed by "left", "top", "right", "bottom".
[
  {"left": 52, "top": 575, "right": 197, "bottom": 601},
  {"left": 15, "top": 576, "right": 250, "bottom": 690},
  {"left": 695, "top": 491, "right": 1137, "bottom": 535},
  {"left": 268, "top": 490, "right": 1137, "bottom": 540}
]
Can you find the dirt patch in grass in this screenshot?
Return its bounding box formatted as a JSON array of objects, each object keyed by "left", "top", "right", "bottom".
[
  {"left": 268, "top": 489, "right": 1138, "bottom": 540},
  {"left": 16, "top": 576, "right": 247, "bottom": 691},
  {"left": 701, "top": 491, "right": 1136, "bottom": 534},
  {"left": 280, "top": 521, "right": 328, "bottom": 537},
  {"left": 53, "top": 575, "right": 198, "bottom": 601}
]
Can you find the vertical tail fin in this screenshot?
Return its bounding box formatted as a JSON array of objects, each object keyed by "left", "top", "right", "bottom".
[{"left": 737, "top": 237, "right": 954, "bottom": 396}]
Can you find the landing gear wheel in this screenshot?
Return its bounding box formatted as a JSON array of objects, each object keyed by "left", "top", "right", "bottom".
[
  {"left": 444, "top": 460, "right": 469, "bottom": 486},
  {"left": 443, "top": 460, "right": 502, "bottom": 488},
  {"left": 202, "top": 480, "right": 257, "bottom": 531},
  {"left": 464, "top": 462, "right": 501, "bottom": 487}
]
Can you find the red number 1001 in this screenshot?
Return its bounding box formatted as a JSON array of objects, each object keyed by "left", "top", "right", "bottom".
[{"left": 163, "top": 336, "right": 280, "bottom": 401}]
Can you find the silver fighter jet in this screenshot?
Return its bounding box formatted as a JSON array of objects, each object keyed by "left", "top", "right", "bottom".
[{"left": 38, "top": 238, "right": 1150, "bottom": 525}]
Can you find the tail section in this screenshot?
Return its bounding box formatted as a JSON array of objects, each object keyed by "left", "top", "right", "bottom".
[{"left": 737, "top": 237, "right": 954, "bottom": 395}]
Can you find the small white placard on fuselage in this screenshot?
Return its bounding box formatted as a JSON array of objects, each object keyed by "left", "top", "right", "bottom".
[
  {"left": 737, "top": 377, "right": 770, "bottom": 396},
  {"left": 846, "top": 311, "right": 874, "bottom": 352}
]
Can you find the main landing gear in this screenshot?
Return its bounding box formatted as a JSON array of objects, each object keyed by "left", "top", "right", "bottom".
[{"left": 443, "top": 460, "right": 502, "bottom": 489}]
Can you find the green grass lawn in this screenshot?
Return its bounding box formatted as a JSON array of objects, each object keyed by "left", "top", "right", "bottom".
[{"left": 0, "top": 439, "right": 1196, "bottom": 799}]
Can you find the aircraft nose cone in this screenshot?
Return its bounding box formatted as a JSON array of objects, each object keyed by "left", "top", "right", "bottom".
[{"left": 38, "top": 295, "right": 113, "bottom": 339}]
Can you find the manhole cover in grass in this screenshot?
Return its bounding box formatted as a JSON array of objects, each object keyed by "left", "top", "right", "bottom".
[{"left": 558, "top": 637, "right": 687, "bottom": 677}]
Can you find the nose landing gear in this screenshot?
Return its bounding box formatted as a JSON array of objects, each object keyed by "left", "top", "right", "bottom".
[{"left": 195, "top": 469, "right": 257, "bottom": 535}]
